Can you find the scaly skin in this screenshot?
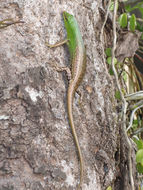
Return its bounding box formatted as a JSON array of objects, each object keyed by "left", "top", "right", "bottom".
[
  {"left": 47, "top": 11, "right": 86, "bottom": 189},
  {"left": 0, "top": 19, "right": 24, "bottom": 29},
  {"left": 64, "top": 11, "right": 86, "bottom": 190}
]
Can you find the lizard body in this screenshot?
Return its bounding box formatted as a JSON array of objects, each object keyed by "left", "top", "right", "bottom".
[
  {"left": 64, "top": 11, "right": 86, "bottom": 190},
  {"left": 47, "top": 11, "right": 86, "bottom": 190}
]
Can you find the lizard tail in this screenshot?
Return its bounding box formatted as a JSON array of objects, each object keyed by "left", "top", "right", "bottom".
[{"left": 67, "top": 83, "right": 84, "bottom": 190}]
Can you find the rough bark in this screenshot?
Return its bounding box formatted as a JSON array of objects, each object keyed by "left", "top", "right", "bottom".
[{"left": 0, "top": 0, "right": 137, "bottom": 190}]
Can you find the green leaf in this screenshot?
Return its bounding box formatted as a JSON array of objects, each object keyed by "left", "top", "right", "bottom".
[
  {"left": 132, "top": 119, "right": 138, "bottom": 129},
  {"left": 133, "top": 138, "right": 143, "bottom": 150},
  {"left": 141, "top": 33, "right": 143, "bottom": 40},
  {"left": 141, "top": 159, "right": 143, "bottom": 166},
  {"left": 106, "top": 186, "right": 112, "bottom": 190},
  {"left": 115, "top": 91, "right": 121, "bottom": 100},
  {"left": 109, "top": 2, "right": 114, "bottom": 11},
  {"left": 107, "top": 57, "right": 112, "bottom": 65},
  {"left": 138, "top": 7, "right": 143, "bottom": 19},
  {"left": 122, "top": 71, "right": 127, "bottom": 82},
  {"left": 109, "top": 1, "right": 118, "bottom": 12},
  {"left": 119, "top": 13, "right": 128, "bottom": 28},
  {"left": 109, "top": 68, "right": 114, "bottom": 75},
  {"left": 125, "top": 5, "right": 132, "bottom": 13},
  {"left": 126, "top": 2, "right": 143, "bottom": 15},
  {"left": 136, "top": 149, "right": 143, "bottom": 164},
  {"left": 107, "top": 57, "right": 117, "bottom": 65},
  {"left": 105, "top": 48, "right": 112, "bottom": 57},
  {"left": 133, "top": 120, "right": 138, "bottom": 125},
  {"left": 129, "top": 14, "right": 136, "bottom": 32},
  {"left": 137, "top": 163, "right": 143, "bottom": 174},
  {"left": 136, "top": 22, "right": 143, "bottom": 32}
]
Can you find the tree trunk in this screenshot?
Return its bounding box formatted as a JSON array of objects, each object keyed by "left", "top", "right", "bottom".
[{"left": 0, "top": 0, "right": 137, "bottom": 190}]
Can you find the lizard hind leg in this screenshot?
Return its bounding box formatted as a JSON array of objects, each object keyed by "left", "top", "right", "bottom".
[
  {"left": 0, "top": 19, "right": 24, "bottom": 29},
  {"left": 46, "top": 39, "right": 71, "bottom": 79},
  {"left": 46, "top": 39, "right": 68, "bottom": 48},
  {"left": 76, "top": 89, "right": 84, "bottom": 112},
  {"left": 48, "top": 62, "right": 71, "bottom": 80}
]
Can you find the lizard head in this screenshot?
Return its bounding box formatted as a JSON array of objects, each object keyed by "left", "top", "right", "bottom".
[
  {"left": 63, "top": 11, "right": 76, "bottom": 28},
  {"left": 62, "top": 11, "right": 82, "bottom": 57}
]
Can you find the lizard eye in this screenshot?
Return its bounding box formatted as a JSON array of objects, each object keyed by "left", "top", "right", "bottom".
[{"left": 64, "top": 16, "right": 68, "bottom": 21}]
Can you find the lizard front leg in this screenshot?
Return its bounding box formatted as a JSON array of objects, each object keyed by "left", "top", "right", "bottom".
[{"left": 0, "top": 19, "right": 24, "bottom": 29}]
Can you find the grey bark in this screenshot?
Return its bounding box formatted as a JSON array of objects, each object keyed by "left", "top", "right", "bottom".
[{"left": 0, "top": 0, "right": 137, "bottom": 190}]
